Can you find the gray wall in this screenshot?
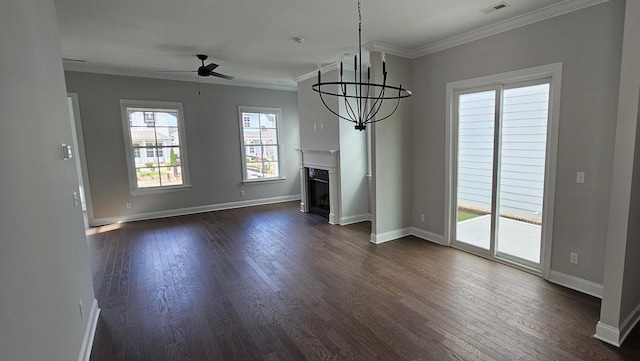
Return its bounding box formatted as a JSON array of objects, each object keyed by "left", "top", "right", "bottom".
[
  {"left": 338, "top": 93, "right": 369, "bottom": 221},
  {"left": 372, "top": 53, "right": 413, "bottom": 235},
  {"left": 601, "top": 0, "right": 640, "bottom": 334},
  {"left": 622, "top": 104, "right": 640, "bottom": 318},
  {"left": 410, "top": 0, "right": 624, "bottom": 284},
  {"left": 0, "top": 1, "right": 96, "bottom": 360},
  {"left": 65, "top": 72, "right": 300, "bottom": 222},
  {"left": 298, "top": 71, "right": 340, "bottom": 150}
]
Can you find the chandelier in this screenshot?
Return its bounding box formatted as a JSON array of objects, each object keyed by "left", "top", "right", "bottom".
[{"left": 312, "top": 0, "right": 412, "bottom": 131}]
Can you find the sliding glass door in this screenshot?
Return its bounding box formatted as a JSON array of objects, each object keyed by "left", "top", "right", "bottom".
[{"left": 453, "top": 80, "right": 551, "bottom": 270}]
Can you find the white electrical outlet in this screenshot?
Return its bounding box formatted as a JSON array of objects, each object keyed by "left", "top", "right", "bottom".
[
  {"left": 420, "top": 214, "right": 425, "bottom": 222},
  {"left": 570, "top": 252, "right": 579, "bottom": 264},
  {"left": 240, "top": 190, "right": 246, "bottom": 196},
  {"left": 126, "top": 202, "right": 132, "bottom": 209},
  {"left": 576, "top": 171, "right": 585, "bottom": 184}
]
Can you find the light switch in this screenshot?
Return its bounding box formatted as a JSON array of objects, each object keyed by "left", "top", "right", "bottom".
[
  {"left": 576, "top": 171, "right": 585, "bottom": 184},
  {"left": 61, "top": 144, "right": 73, "bottom": 160}
]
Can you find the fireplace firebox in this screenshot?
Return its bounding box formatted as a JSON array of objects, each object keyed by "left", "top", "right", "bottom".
[{"left": 307, "top": 168, "right": 330, "bottom": 219}]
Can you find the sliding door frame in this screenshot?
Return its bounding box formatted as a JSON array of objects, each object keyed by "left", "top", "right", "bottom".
[{"left": 444, "top": 63, "right": 563, "bottom": 279}]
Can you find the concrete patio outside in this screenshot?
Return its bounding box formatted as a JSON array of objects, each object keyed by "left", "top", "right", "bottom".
[{"left": 456, "top": 214, "right": 541, "bottom": 263}]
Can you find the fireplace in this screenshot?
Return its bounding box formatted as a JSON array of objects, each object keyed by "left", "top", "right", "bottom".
[
  {"left": 307, "top": 168, "right": 330, "bottom": 218},
  {"left": 296, "top": 149, "right": 341, "bottom": 224}
]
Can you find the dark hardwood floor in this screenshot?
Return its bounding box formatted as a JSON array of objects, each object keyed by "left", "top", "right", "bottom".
[{"left": 87, "top": 201, "right": 640, "bottom": 360}]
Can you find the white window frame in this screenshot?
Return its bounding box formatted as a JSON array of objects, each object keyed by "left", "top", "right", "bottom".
[
  {"left": 238, "top": 106, "right": 285, "bottom": 183},
  {"left": 120, "top": 99, "right": 191, "bottom": 195}
]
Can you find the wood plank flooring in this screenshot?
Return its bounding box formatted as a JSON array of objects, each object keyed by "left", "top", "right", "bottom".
[{"left": 87, "top": 201, "right": 640, "bottom": 360}]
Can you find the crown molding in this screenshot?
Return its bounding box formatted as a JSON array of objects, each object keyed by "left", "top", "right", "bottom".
[
  {"left": 306, "top": 0, "right": 610, "bottom": 62},
  {"left": 363, "top": 42, "right": 413, "bottom": 58},
  {"left": 410, "top": 0, "right": 610, "bottom": 58},
  {"left": 63, "top": 64, "right": 298, "bottom": 92},
  {"left": 294, "top": 62, "right": 338, "bottom": 83}
]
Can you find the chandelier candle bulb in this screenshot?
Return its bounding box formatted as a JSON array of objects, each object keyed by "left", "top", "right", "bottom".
[{"left": 382, "top": 52, "right": 386, "bottom": 73}]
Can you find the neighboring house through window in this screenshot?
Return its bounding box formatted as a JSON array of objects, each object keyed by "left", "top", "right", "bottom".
[
  {"left": 238, "top": 106, "right": 283, "bottom": 181},
  {"left": 120, "top": 100, "right": 190, "bottom": 193}
]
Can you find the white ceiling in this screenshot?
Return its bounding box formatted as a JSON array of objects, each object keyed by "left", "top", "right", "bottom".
[{"left": 55, "top": 0, "right": 601, "bottom": 90}]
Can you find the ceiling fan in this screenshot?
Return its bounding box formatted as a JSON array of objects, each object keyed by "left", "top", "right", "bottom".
[{"left": 160, "top": 54, "right": 233, "bottom": 80}]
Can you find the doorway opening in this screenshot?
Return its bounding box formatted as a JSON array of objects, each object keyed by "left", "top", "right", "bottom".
[{"left": 68, "top": 93, "right": 93, "bottom": 229}]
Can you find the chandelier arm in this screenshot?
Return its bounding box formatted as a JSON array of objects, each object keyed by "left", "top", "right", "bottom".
[
  {"left": 339, "top": 75, "right": 358, "bottom": 122},
  {"left": 368, "top": 96, "right": 402, "bottom": 124},
  {"left": 365, "top": 76, "right": 387, "bottom": 121},
  {"left": 366, "top": 92, "right": 386, "bottom": 123},
  {"left": 319, "top": 90, "right": 356, "bottom": 123},
  {"left": 344, "top": 96, "right": 358, "bottom": 123},
  {"left": 366, "top": 99, "right": 382, "bottom": 122},
  {"left": 364, "top": 80, "right": 373, "bottom": 123}
]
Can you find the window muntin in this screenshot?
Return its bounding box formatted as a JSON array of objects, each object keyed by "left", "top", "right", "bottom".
[
  {"left": 121, "top": 100, "right": 190, "bottom": 192},
  {"left": 238, "top": 106, "right": 283, "bottom": 181}
]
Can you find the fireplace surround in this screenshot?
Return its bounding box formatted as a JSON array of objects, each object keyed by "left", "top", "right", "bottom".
[{"left": 296, "top": 149, "right": 341, "bottom": 224}]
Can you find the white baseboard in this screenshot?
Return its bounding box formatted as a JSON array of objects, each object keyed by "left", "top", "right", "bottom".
[
  {"left": 77, "top": 299, "right": 100, "bottom": 361},
  {"left": 409, "top": 227, "right": 447, "bottom": 245},
  {"left": 92, "top": 195, "right": 301, "bottom": 226},
  {"left": 548, "top": 270, "right": 603, "bottom": 298},
  {"left": 600, "top": 302, "right": 640, "bottom": 347},
  {"left": 592, "top": 302, "right": 640, "bottom": 348},
  {"left": 340, "top": 213, "right": 371, "bottom": 225},
  {"left": 370, "top": 227, "right": 446, "bottom": 245},
  {"left": 618, "top": 302, "right": 640, "bottom": 346},
  {"left": 370, "top": 227, "right": 412, "bottom": 244},
  {"left": 595, "top": 321, "right": 621, "bottom": 347}
]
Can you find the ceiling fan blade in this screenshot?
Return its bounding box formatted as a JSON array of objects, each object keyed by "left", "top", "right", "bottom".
[
  {"left": 203, "top": 63, "right": 219, "bottom": 72},
  {"left": 210, "top": 71, "right": 233, "bottom": 80}
]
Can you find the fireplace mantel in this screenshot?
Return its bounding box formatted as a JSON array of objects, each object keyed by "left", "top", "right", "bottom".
[{"left": 296, "top": 149, "right": 341, "bottom": 224}]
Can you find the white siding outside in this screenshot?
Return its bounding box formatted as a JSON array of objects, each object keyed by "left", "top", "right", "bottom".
[
  {"left": 457, "top": 90, "right": 496, "bottom": 216},
  {"left": 457, "top": 84, "right": 549, "bottom": 223}
]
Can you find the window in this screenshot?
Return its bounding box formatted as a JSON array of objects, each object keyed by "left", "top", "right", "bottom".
[
  {"left": 121, "top": 100, "right": 190, "bottom": 193},
  {"left": 146, "top": 145, "right": 155, "bottom": 158},
  {"left": 238, "top": 106, "right": 283, "bottom": 181},
  {"left": 156, "top": 142, "right": 164, "bottom": 158}
]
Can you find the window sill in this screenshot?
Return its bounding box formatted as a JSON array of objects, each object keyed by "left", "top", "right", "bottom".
[
  {"left": 242, "top": 177, "right": 287, "bottom": 185},
  {"left": 130, "top": 185, "right": 192, "bottom": 196}
]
